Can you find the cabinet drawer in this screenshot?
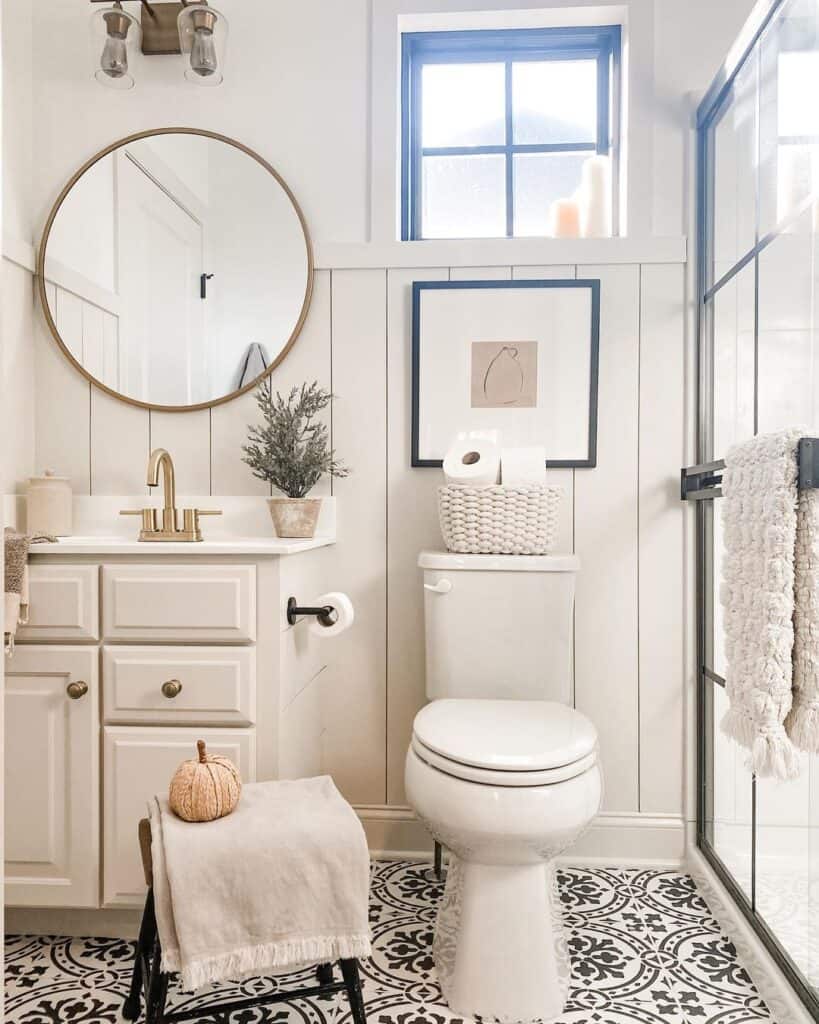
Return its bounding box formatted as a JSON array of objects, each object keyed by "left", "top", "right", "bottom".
[
  {"left": 17, "top": 564, "right": 99, "bottom": 642},
  {"left": 102, "top": 565, "right": 256, "bottom": 642},
  {"left": 103, "top": 646, "right": 255, "bottom": 725},
  {"left": 103, "top": 726, "right": 255, "bottom": 906}
]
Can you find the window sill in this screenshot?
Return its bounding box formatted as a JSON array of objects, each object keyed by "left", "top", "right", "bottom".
[{"left": 314, "top": 236, "right": 687, "bottom": 270}]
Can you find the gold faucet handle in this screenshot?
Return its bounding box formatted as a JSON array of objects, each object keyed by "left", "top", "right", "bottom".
[
  {"left": 120, "top": 508, "right": 158, "bottom": 532},
  {"left": 181, "top": 507, "right": 222, "bottom": 540}
]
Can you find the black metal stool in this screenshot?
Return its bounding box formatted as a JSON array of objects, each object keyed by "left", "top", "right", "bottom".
[{"left": 124, "top": 819, "right": 368, "bottom": 1023}]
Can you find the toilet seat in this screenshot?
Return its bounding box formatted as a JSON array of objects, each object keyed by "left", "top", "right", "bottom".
[
  {"left": 411, "top": 735, "right": 598, "bottom": 786},
  {"left": 411, "top": 699, "right": 598, "bottom": 787}
]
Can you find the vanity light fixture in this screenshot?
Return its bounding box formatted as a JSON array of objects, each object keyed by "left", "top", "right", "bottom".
[
  {"left": 89, "top": 1, "right": 141, "bottom": 89},
  {"left": 89, "top": 0, "right": 228, "bottom": 88}
]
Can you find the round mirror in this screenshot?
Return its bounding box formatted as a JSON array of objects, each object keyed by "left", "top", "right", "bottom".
[{"left": 37, "top": 128, "right": 313, "bottom": 411}]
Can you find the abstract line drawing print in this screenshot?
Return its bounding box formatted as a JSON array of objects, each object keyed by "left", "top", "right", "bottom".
[{"left": 471, "top": 341, "right": 538, "bottom": 408}]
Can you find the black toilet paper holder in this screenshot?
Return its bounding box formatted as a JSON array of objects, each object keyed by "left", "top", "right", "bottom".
[{"left": 286, "top": 596, "right": 338, "bottom": 628}]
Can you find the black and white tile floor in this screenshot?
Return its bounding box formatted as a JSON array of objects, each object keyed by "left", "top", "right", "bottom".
[{"left": 5, "top": 862, "right": 775, "bottom": 1024}]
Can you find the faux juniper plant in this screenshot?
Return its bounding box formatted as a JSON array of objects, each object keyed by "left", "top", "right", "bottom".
[{"left": 242, "top": 379, "right": 349, "bottom": 498}]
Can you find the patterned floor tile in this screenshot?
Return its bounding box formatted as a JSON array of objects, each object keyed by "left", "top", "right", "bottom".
[{"left": 4, "top": 862, "right": 774, "bottom": 1024}]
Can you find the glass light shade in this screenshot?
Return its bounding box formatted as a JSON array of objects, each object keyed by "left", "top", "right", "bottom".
[
  {"left": 89, "top": 3, "right": 141, "bottom": 90},
  {"left": 177, "top": 3, "right": 228, "bottom": 86}
]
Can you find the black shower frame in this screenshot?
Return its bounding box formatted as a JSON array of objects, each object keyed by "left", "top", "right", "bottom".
[{"left": 693, "top": 0, "right": 819, "bottom": 1015}]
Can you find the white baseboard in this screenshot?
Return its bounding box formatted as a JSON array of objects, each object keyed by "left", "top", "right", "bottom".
[
  {"left": 4, "top": 809, "right": 685, "bottom": 939},
  {"left": 356, "top": 805, "right": 686, "bottom": 867},
  {"left": 687, "top": 846, "right": 814, "bottom": 1024}
]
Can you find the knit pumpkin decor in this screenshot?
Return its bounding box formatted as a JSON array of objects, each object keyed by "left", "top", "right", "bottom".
[{"left": 169, "top": 740, "right": 242, "bottom": 822}]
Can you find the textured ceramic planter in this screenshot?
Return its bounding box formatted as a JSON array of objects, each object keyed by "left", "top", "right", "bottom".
[{"left": 268, "top": 497, "right": 322, "bottom": 539}]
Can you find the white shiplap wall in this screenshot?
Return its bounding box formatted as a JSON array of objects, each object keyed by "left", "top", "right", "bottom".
[{"left": 30, "top": 256, "right": 686, "bottom": 821}]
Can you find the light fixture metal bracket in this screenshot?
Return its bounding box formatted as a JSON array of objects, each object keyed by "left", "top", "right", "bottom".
[
  {"left": 140, "top": 1, "right": 185, "bottom": 55},
  {"left": 90, "top": 0, "right": 204, "bottom": 57}
]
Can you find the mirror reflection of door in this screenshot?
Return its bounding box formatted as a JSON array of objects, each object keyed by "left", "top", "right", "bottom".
[
  {"left": 40, "top": 130, "right": 311, "bottom": 410},
  {"left": 117, "top": 149, "right": 207, "bottom": 406}
]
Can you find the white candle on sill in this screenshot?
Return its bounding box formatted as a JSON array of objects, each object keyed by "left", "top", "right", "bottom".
[{"left": 579, "top": 155, "right": 612, "bottom": 238}]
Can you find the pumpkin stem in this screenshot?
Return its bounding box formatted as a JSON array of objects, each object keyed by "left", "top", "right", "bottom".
[{"left": 197, "top": 739, "right": 208, "bottom": 763}]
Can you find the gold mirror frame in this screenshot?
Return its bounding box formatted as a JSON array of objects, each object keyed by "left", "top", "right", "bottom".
[{"left": 36, "top": 127, "right": 314, "bottom": 413}]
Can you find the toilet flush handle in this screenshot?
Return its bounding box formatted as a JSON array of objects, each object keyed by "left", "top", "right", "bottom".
[{"left": 424, "top": 578, "right": 452, "bottom": 594}]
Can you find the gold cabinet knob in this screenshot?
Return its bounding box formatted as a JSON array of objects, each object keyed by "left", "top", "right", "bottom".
[
  {"left": 161, "top": 679, "right": 183, "bottom": 699},
  {"left": 66, "top": 680, "right": 88, "bottom": 700}
]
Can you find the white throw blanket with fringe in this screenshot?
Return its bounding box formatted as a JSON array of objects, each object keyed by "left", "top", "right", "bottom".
[
  {"left": 148, "top": 776, "right": 372, "bottom": 992},
  {"left": 721, "top": 428, "right": 819, "bottom": 780}
]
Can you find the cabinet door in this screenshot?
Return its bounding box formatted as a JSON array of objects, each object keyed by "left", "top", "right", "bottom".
[
  {"left": 5, "top": 647, "right": 99, "bottom": 907},
  {"left": 103, "top": 727, "right": 256, "bottom": 907}
]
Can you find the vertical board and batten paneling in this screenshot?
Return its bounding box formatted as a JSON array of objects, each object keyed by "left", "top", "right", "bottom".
[
  {"left": 449, "top": 267, "right": 512, "bottom": 281},
  {"left": 322, "top": 269, "right": 388, "bottom": 803},
  {"left": 91, "top": 389, "right": 148, "bottom": 495},
  {"left": 34, "top": 281, "right": 91, "bottom": 494},
  {"left": 386, "top": 266, "right": 448, "bottom": 805},
  {"left": 575, "top": 263, "right": 641, "bottom": 812},
  {"left": 150, "top": 409, "right": 211, "bottom": 495},
  {"left": 29, "top": 257, "right": 688, "bottom": 827},
  {"left": 638, "top": 263, "right": 686, "bottom": 813}
]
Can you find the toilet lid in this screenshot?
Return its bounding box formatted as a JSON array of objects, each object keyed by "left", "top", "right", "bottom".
[{"left": 412, "top": 699, "right": 598, "bottom": 772}]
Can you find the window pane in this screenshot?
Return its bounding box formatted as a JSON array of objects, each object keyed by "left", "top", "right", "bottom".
[
  {"left": 421, "top": 154, "right": 506, "bottom": 238},
  {"left": 512, "top": 60, "right": 597, "bottom": 144},
  {"left": 712, "top": 263, "right": 755, "bottom": 457},
  {"left": 758, "top": 0, "right": 819, "bottom": 235},
  {"left": 421, "top": 63, "right": 505, "bottom": 148},
  {"left": 513, "top": 152, "right": 587, "bottom": 236},
  {"left": 757, "top": 209, "right": 816, "bottom": 432},
  {"left": 712, "top": 57, "right": 757, "bottom": 283}
]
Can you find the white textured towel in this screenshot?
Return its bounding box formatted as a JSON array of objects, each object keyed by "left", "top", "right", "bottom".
[
  {"left": 149, "top": 776, "right": 372, "bottom": 992},
  {"left": 720, "top": 428, "right": 819, "bottom": 779},
  {"left": 787, "top": 459, "right": 819, "bottom": 750}
]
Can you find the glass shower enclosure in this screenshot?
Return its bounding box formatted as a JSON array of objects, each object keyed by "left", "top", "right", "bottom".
[{"left": 694, "top": 0, "right": 819, "bottom": 1014}]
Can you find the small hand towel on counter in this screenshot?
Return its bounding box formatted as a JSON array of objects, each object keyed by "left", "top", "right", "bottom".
[
  {"left": 720, "top": 428, "right": 819, "bottom": 779},
  {"left": 4, "top": 530, "right": 30, "bottom": 653},
  {"left": 149, "top": 776, "right": 372, "bottom": 992}
]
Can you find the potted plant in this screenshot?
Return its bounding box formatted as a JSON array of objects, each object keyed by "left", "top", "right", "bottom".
[{"left": 242, "top": 379, "right": 349, "bottom": 538}]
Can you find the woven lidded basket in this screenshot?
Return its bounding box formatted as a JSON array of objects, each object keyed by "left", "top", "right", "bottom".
[{"left": 438, "top": 484, "right": 563, "bottom": 555}]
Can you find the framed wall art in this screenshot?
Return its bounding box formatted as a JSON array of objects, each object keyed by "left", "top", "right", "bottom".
[{"left": 411, "top": 279, "right": 600, "bottom": 468}]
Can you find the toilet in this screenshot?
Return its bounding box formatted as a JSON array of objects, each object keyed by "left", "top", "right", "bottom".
[{"left": 405, "top": 551, "right": 602, "bottom": 1024}]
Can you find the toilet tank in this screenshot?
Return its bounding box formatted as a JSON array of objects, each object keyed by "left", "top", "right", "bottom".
[{"left": 419, "top": 551, "right": 580, "bottom": 703}]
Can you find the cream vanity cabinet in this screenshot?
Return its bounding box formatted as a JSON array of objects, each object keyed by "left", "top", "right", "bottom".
[{"left": 5, "top": 543, "right": 333, "bottom": 913}]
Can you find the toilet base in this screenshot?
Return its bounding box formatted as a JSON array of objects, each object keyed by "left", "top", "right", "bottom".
[{"left": 433, "top": 856, "right": 570, "bottom": 1024}]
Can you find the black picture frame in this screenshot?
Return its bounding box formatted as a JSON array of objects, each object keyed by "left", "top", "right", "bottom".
[{"left": 411, "top": 278, "right": 600, "bottom": 469}]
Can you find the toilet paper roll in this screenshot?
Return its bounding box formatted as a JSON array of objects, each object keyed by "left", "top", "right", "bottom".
[
  {"left": 309, "top": 592, "right": 355, "bottom": 639},
  {"left": 500, "top": 447, "right": 547, "bottom": 486},
  {"left": 443, "top": 435, "right": 501, "bottom": 487}
]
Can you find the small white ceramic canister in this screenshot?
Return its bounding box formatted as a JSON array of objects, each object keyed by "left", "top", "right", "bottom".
[{"left": 26, "top": 470, "right": 72, "bottom": 536}]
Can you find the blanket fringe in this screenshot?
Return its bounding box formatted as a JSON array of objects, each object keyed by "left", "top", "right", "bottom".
[
  {"left": 173, "top": 934, "right": 373, "bottom": 993},
  {"left": 721, "top": 708, "right": 801, "bottom": 780},
  {"left": 785, "top": 701, "right": 819, "bottom": 753}
]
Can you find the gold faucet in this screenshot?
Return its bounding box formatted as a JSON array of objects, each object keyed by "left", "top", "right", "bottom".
[
  {"left": 148, "top": 448, "right": 178, "bottom": 533},
  {"left": 121, "top": 448, "right": 222, "bottom": 542}
]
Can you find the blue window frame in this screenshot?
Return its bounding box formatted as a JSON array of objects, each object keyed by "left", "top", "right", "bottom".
[{"left": 401, "top": 25, "right": 621, "bottom": 240}]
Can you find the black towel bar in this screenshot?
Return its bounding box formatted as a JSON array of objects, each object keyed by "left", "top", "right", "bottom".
[{"left": 681, "top": 436, "right": 819, "bottom": 500}]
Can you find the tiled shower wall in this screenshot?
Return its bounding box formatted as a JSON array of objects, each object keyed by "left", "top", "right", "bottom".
[{"left": 22, "top": 258, "right": 686, "bottom": 816}]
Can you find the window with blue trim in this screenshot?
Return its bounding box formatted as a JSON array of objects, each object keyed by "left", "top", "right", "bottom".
[{"left": 401, "top": 26, "right": 621, "bottom": 240}]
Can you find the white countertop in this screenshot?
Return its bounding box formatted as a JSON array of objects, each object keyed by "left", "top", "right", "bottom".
[
  {"left": 28, "top": 535, "right": 335, "bottom": 556},
  {"left": 5, "top": 494, "right": 337, "bottom": 556}
]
